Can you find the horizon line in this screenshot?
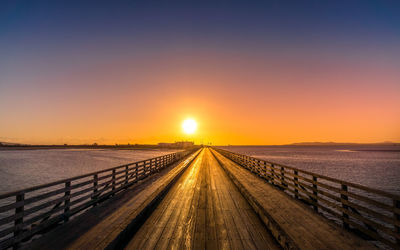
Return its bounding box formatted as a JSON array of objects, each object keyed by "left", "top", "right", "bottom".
[{"left": 1, "top": 141, "right": 399, "bottom": 147}]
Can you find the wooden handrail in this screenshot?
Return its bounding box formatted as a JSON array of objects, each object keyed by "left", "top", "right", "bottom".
[
  {"left": 0, "top": 148, "right": 199, "bottom": 249},
  {"left": 0, "top": 154, "right": 179, "bottom": 199},
  {"left": 212, "top": 147, "right": 400, "bottom": 249}
]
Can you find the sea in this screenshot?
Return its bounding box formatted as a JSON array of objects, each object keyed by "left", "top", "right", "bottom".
[
  {"left": 218, "top": 145, "right": 400, "bottom": 195},
  {"left": 0, "top": 145, "right": 399, "bottom": 248},
  {"left": 1, "top": 145, "right": 398, "bottom": 195}
]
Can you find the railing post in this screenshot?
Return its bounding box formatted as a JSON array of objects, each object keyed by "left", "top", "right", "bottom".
[
  {"left": 294, "top": 170, "right": 299, "bottom": 199},
  {"left": 64, "top": 181, "right": 71, "bottom": 222},
  {"left": 271, "top": 164, "right": 275, "bottom": 185},
  {"left": 135, "top": 163, "right": 139, "bottom": 181},
  {"left": 112, "top": 169, "right": 116, "bottom": 194},
  {"left": 394, "top": 199, "right": 400, "bottom": 246},
  {"left": 280, "top": 166, "right": 285, "bottom": 188},
  {"left": 155, "top": 158, "right": 159, "bottom": 172},
  {"left": 313, "top": 176, "right": 318, "bottom": 212},
  {"left": 93, "top": 174, "right": 98, "bottom": 207},
  {"left": 249, "top": 159, "right": 253, "bottom": 171},
  {"left": 125, "top": 166, "right": 129, "bottom": 186},
  {"left": 14, "top": 192, "right": 24, "bottom": 249},
  {"left": 341, "top": 184, "right": 349, "bottom": 229},
  {"left": 262, "top": 161, "right": 267, "bottom": 180}
]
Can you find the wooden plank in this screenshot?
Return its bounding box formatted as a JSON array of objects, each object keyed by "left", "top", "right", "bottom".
[
  {"left": 0, "top": 151, "right": 192, "bottom": 200},
  {"left": 20, "top": 149, "right": 200, "bottom": 250},
  {"left": 216, "top": 147, "right": 400, "bottom": 247},
  {"left": 128, "top": 150, "right": 203, "bottom": 249},
  {"left": 66, "top": 149, "right": 201, "bottom": 250},
  {"left": 207, "top": 149, "right": 272, "bottom": 249},
  {"left": 216, "top": 149, "right": 400, "bottom": 200},
  {"left": 204, "top": 159, "right": 218, "bottom": 249},
  {"left": 125, "top": 148, "right": 280, "bottom": 250},
  {"left": 394, "top": 199, "right": 400, "bottom": 246},
  {"left": 13, "top": 193, "right": 24, "bottom": 249},
  {"left": 211, "top": 148, "right": 377, "bottom": 250},
  {"left": 193, "top": 156, "right": 206, "bottom": 250}
]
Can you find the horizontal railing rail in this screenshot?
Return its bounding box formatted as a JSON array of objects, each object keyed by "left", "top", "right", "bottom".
[
  {"left": 0, "top": 148, "right": 198, "bottom": 249},
  {"left": 213, "top": 147, "right": 400, "bottom": 249}
]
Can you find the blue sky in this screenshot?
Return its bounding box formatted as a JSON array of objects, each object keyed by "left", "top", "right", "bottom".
[{"left": 1, "top": 1, "right": 399, "bottom": 144}]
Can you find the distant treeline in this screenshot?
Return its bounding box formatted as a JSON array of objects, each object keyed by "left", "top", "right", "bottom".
[{"left": 0, "top": 144, "right": 170, "bottom": 150}]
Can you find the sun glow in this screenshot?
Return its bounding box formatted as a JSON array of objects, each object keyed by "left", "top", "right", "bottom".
[{"left": 182, "top": 119, "right": 197, "bottom": 135}]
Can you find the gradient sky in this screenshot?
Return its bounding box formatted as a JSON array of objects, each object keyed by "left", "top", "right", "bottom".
[{"left": 1, "top": 1, "right": 399, "bottom": 145}]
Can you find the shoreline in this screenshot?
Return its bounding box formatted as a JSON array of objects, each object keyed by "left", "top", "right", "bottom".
[{"left": 0, "top": 145, "right": 183, "bottom": 151}]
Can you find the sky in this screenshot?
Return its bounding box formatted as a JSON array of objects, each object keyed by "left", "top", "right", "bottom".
[{"left": 0, "top": 1, "right": 399, "bottom": 145}]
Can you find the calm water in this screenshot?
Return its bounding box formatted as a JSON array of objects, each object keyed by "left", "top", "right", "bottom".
[
  {"left": 0, "top": 146, "right": 399, "bottom": 195},
  {"left": 219, "top": 145, "right": 400, "bottom": 195},
  {"left": 0, "top": 149, "right": 179, "bottom": 194}
]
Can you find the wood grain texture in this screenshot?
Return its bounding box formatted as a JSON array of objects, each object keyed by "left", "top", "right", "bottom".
[
  {"left": 125, "top": 148, "right": 279, "bottom": 250},
  {"left": 23, "top": 150, "right": 201, "bottom": 250},
  {"left": 211, "top": 148, "right": 377, "bottom": 250}
]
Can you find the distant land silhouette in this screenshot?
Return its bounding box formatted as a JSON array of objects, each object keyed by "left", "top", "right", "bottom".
[
  {"left": 288, "top": 141, "right": 399, "bottom": 146},
  {"left": 1, "top": 141, "right": 399, "bottom": 149},
  {"left": 0, "top": 141, "right": 196, "bottom": 150}
]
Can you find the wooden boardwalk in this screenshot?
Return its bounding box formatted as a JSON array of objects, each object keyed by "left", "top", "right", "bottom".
[
  {"left": 15, "top": 147, "right": 384, "bottom": 249},
  {"left": 125, "top": 148, "right": 279, "bottom": 249},
  {"left": 211, "top": 149, "right": 375, "bottom": 250},
  {"left": 24, "top": 150, "right": 201, "bottom": 249}
]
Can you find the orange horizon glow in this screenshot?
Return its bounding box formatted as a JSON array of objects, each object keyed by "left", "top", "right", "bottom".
[
  {"left": 1, "top": 2, "right": 400, "bottom": 146},
  {"left": 1, "top": 50, "right": 399, "bottom": 146}
]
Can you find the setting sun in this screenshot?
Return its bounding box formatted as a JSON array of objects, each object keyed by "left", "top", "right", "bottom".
[{"left": 182, "top": 119, "right": 197, "bottom": 135}]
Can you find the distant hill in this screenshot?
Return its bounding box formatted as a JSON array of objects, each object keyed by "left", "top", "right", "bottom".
[
  {"left": 0, "top": 141, "right": 27, "bottom": 146},
  {"left": 288, "top": 141, "right": 399, "bottom": 146}
]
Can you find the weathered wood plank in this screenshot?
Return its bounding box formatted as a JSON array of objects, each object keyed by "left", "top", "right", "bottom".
[
  {"left": 125, "top": 148, "right": 280, "bottom": 250},
  {"left": 217, "top": 149, "right": 400, "bottom": 200},
  {"left": 21, "top": 149, "right": 201, "bottom": 250},
  {"left": 211, "top": 148, "right": 377, "bottom": 250}
]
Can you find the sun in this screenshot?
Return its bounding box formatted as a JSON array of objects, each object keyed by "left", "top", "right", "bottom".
[{"left": 182, "top": 119, "right": 197, "bottom": 135}]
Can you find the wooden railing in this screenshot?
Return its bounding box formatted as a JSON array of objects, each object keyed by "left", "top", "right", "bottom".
[
  {"left": 213, "top": 147, "right": 400, "bottom": 249},
  {"left": 0, "top": 148, "right": 198, "bottom": 249}
]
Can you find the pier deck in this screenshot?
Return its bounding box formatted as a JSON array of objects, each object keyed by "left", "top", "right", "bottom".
[
  {"left": 21, "top": 148, "right": 379, "bottom": 250},
  {"left": 211, "top": 149, "right": 375, "bottom": 250},
  {"left": 125, "top": 147, "right": 279, "bottom": 249},
  {"left": 25, "top": 150, "right": 201, "bottom": 250}
]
